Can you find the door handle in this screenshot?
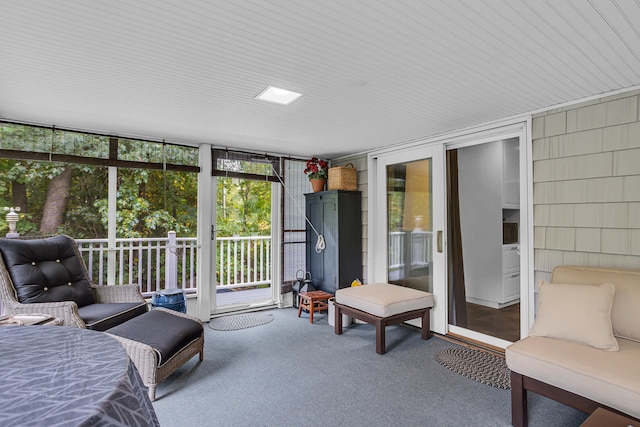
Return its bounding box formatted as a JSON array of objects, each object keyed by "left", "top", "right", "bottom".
[{"left": 437, "top": 230, "right": 443, "bottom": 253}]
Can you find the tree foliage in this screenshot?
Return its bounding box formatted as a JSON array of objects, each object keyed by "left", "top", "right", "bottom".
[
  {"left": 217, "top": 177, "right": 271, "bottom": 237},
  {"left": 1, "top": 123, "right": 271, "bottom": 240}
]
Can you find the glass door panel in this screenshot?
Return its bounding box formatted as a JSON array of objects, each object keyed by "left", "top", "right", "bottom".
[{"left": 386, "top": 159, "right": 433, "bottom": 293}]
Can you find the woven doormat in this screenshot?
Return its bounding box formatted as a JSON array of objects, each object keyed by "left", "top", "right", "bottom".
[
  {"left": 435, "top": 347, "right": 511, "bottom": 389},
  {"left": 208, "top": 312, "right": 274, "bottom": 331}
]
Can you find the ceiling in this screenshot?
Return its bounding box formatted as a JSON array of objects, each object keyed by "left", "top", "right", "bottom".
[{"left": 1, "top": 1, "right": 639, "bottom": 159}]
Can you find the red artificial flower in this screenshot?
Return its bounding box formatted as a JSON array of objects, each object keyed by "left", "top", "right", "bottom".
[{"left": 303, "top": 156, "right": 329, "bottom": 180}]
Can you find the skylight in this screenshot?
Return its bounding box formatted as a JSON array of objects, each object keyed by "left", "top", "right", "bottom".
[{"left": 255, "top": 86, "right": 303, "bottom": 105}]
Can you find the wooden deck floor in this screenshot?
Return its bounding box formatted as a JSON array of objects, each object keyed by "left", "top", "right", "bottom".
[{"left": 216, "top": 287, "right": 273, "bottom": 306}]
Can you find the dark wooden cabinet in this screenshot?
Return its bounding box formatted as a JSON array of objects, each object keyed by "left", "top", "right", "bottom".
[{"left": 305, "top": 190, "right": 362, "bottom": 294}]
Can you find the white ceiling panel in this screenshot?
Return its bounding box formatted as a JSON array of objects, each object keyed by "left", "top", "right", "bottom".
[{"left": 1, "top": 0, "right": 639, "bottom": 158}]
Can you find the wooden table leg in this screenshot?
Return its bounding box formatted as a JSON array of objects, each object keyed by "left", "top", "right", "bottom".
[
  {"left": 297, "top": 296, "right": 304, "bottom": 318},
  {"left": 421, "top": 309, "right": 431, "bottom": 340},
  {"left": 309, "top": 298, "right": 314, "bottom": 323}
]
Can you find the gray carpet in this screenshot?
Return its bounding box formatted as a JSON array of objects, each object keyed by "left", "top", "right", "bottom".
[
  {"left": 208, "top": 312, "right": 274, "bottom": 331},
  {"left": 435, "top": 347, "right": 511, "bottom": 389},
  {"left": 152, "top": 308, "right": 589, "bottom": 427}
]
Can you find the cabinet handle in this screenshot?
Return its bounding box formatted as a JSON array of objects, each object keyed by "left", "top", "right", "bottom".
[{"left": 437, "top": 230, "right": 443, "bottom": 253}]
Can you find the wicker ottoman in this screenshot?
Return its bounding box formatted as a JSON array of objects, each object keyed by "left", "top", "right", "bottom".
[
  {"left": 334, "top": 283, "right": 434, "bottom": 354},
  {"left": 106, "top": 307, "right": 204, "bottom": 401}
]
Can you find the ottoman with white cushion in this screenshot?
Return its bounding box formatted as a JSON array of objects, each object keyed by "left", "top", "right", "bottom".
[{"left": 334, "top": 283, "right": 434, "bottom": 354}]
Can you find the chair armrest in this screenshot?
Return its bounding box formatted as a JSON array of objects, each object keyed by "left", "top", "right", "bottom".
[
  {"left": 93, "top": 284, "right": 146, "bottom": 304},
  {"left": 7, "top": 300, "right": 86, "bottom": 328}
]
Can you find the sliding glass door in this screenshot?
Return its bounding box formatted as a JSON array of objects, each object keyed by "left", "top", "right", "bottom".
[
  {"left": 370, "top": 145, "right": 446, "bottom": 333},
  {"left": 444, "top": 124, "right": 531, "bottom": 348},
  {"left": 369, "top": 122, "right": 531, "bottom": 345}
]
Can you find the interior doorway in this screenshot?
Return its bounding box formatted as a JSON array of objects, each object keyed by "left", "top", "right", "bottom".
[{"left": 447, "top": 137, "right": 521, "bottom": 344}]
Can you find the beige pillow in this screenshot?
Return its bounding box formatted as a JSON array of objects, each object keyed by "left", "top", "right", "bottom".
[{"left": 529, "top": 281, "right": 618, "bottom": 351}]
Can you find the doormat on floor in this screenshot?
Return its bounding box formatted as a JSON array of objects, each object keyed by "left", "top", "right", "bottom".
[
  {"left": 208, "top": 312, "right": 274, "bottom": 331},
  {"left": 435, "top": 347, "right": 511, "bottom": 389}
]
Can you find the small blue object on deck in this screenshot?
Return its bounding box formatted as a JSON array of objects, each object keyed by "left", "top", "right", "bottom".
[{"left": 152, "top": 288, "right": 186, "bottom": 313}]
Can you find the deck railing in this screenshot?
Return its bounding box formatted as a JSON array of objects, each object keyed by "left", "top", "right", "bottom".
[
  {"left": 217, "top": 236, "right": 271, "bottom": 290},
  {"left": 75, "top": 233, "right": 271, "bottom": 297},
  {"left": 388, "top": 230, "right": 433, "bottom": 280},
  {"left": 75, "top": 231, "right": 430, "bottom": 295}
]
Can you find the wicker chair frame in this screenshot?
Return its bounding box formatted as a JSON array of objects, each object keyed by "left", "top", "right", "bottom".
[{"left": 107, "top": 307, "right": 205, "bottom": 401}]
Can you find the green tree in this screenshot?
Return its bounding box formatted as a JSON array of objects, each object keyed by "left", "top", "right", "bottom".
[{"left": 217, "top": 177, "right": 271, "bottom": 237}]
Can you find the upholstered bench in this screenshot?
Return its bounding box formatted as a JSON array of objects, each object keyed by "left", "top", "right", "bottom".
[
  {"left": 506, "top": 266, "right": 640, "bottom": 425},
  {"left": 334, "top": 283, "right": 434, "bottom": 354},
  {"left": 106, "top": 307, "right": 204, "bottom": 401}
]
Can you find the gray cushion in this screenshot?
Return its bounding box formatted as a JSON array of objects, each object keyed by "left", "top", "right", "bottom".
[
  {"left": 106, "top": 309, "right": 203, "bottom": 365},
  {"left": 0, "top": 236, "right": 95, "bottom": 307}
]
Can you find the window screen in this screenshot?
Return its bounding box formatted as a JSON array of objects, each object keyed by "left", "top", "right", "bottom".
[{"left": 212, "top": 149, "right": 280, "bottom": 182}]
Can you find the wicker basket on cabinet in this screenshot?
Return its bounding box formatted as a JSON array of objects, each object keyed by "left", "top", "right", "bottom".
[{"left": 328, "top": 163, "right": 357, "bottom": 191}]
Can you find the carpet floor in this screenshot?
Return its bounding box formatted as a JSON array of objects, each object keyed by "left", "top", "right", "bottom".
[{"left": 152, "top": 307, "right": 588, "bottom": 427}]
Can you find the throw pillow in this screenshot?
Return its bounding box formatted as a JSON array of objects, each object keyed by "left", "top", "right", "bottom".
[{"left": 529, "top": 280, "right": 618, "bottom": 351}]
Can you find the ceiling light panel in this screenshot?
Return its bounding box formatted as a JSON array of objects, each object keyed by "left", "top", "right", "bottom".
[{"left": 255, "top": 86, "right": 303, "bottom": 105}]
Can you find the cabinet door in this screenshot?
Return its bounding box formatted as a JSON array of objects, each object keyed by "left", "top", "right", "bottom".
[
  {"left": 320, "top": 196, "right": 338, "bottom": 292},
  {"left": 502, "top": 271, "right": 520, "bottom": 302},
  {"left": 336, "top": 192, "right": 362, "bottom": 289},
  {"left": 306, "top": 193, "right": 338, "bottom": 293},
  {"left": 502, "top": 244, "right": 519, "bottom": 272}
]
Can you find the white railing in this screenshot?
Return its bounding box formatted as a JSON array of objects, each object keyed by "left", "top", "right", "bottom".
[
  {"left": 217, "top": 236, "right": 271, "bottom": 290},
  {"left": 75, "top": 233, "right": 271, "bottom": 297},
  {"left": 76, "top": 232, "right": 198, "bottom": 297},
  {"left": 388, "top": 230, "right": 433, "bottom": 281}
]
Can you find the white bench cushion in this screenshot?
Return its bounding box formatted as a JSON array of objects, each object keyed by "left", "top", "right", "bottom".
[
  {"left": 552, "top": 266, "right": 640, "bottom": 343},
  {"left": 506, "top": 336, "right": 640, "bottom": 418},
  {"left": 335, "top": 283, "right": 434, "bottom": 318}
]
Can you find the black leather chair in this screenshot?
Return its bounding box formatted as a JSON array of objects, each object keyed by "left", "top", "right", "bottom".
[{"left": 0, "top": 235, "right": 147, "bottom": 329}]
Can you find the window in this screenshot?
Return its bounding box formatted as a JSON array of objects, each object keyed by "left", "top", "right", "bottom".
[{"left": 0, "top": 122, "right": 199, "bottom": 295}]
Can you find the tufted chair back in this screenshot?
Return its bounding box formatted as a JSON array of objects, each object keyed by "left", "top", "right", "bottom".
[
  {"left": 0, "top": 235, "right": 95, "bottom": 307},
  {"left": 0, "top": 235, "right": 148, "bottom": 328}
]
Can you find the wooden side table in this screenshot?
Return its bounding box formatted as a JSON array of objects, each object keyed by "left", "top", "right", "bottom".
[
  {"left": 297, "top": 290, "right": 333, "bottom": 324},
  {"left": 580, "top": 407, "right": 639, "bottom": 427}
]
